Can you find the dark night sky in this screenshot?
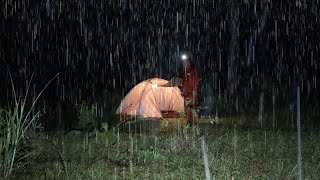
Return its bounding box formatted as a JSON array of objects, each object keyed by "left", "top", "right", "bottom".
[{"left": 0, "top": 0, "right": 319, "bottom": 111}]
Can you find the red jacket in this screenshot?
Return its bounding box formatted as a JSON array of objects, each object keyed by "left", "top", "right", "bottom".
[{"left": 181, "top": 65, "right": 198, "bottom": 99}]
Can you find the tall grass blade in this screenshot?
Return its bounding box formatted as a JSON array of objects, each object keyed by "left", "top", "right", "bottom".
[{"left": 1, "top": 71, "right": 59, "bottom": 179}]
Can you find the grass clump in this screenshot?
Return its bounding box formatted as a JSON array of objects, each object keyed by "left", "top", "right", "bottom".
[
  {"left": 8, "top": 118, "right": 320, "bottom": 179},
  {"left": 76, "top": 101, "right": 95, "bottom": 131},
  {"left": 0, "top": 72, "right": 58, "bottom": 179},
  {"left": 0, "top": 102, "right": 40, "bottom": 179}
]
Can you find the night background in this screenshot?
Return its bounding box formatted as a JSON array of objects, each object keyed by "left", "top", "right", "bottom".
[{"left": 0, "top": 0, "right": 319, "bottom": 179}]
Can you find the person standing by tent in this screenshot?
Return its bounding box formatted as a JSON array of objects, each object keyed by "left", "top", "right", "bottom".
[{"left": 181, "top": 54, "right": 198, "bottom": 125}]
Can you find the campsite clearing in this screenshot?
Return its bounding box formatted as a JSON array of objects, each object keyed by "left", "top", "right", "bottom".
[{"left": 11, "top": 117, "right": 320, "bottom": 179}]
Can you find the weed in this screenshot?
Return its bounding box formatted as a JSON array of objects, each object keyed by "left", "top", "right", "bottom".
[
  {"left": 0, "top": 72, "right": 58, "bottom": 179},
  {"left": 76, "top": 101, "right": 95, "bottom": 130}
]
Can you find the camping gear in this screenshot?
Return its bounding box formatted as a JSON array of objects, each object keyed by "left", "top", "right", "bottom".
[
  {"left": 116, "top": 78, "right": 184, "bottom": 120},
  {"left": 161, "top": 77, "right": 182, "bottom": 87}
]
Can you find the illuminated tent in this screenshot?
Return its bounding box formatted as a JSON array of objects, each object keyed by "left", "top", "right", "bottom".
[{"left": 116, "top": 78, "right": 184, "bottom": 120}]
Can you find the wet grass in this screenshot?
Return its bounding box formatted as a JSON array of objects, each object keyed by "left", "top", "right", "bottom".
[{"left": 12, "top": 118, "right": 320, "bottom": 179}]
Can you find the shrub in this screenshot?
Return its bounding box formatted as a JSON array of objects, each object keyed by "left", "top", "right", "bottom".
[{"left": 76, "top": 101, "right": 95, "bottom": 131}]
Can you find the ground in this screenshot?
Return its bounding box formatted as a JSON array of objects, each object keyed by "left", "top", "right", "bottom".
[{"left": 12, "top": 117, "right": 320, "bottom": 179}]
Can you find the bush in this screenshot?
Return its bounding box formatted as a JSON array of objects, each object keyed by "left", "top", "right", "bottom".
[{"left": 76, "top": 101, "right": 95, "bottom": 131}]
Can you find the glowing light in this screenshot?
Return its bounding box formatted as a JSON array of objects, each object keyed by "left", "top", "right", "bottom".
[{"left": 181, "top": 54, "right": 188, "bottom": 61}]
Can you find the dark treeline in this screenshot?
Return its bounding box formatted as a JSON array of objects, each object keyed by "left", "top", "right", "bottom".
[{"left": 0, "top": 0, "right": 319, "bottom": 129}]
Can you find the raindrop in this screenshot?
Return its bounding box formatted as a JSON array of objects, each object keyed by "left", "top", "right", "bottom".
[
  {"left": 66, "top": 39, "right": 69, "bottom": 66},
  {"left": 109, "top": 52, "right": 113, "bottom": 67},
  {"left": 258, "top": 92, "right": 264, "bottom": 126},
  {"left": 176, "top": 12, "right": 179, "bottom": 33},
  {"left": 46, "top": 0, "right": 52, "bottom": 18}
]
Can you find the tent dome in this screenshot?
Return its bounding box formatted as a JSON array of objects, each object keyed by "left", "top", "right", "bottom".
[{"left": 116, "top": 78, "right": 184, "bottom": 120}]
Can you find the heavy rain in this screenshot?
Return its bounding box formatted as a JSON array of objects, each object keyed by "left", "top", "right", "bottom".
[{"left": 0, "top": 0, "right": 319, "bottom": 179}]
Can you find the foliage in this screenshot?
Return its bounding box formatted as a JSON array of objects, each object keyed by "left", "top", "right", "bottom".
[
  {"left": 182, "top": 124, "right": 190, "bottom": 136},
  {"left": 0, "top": 73, "right": 58, "bottom": 179},
  {"left": 0, "top": 103, "right": 40, "bottom": 178},
  {"left": 100, "top": 122, "right": 109, "bottom": 132},
  {"left": 76, "top": 101, "right": 95, "bottom": 130},
  {"left": 178, "top": 109, "right": 185, "bottom": 118},
  {"left": 184, "top": 98, "right": 192, "bottom": 107},
  {"left": 140, "top": 149, "right": 165, "bottom": 161},
  {"left": 209, "top": 116, "right": 220, "bottom": 125},
  {"left": 160, "top": 119, "right": 169, "bottom": 128},
  {"left": 92, "top": 90, "right": 123, "bottom": 126},
  {"left": 7, "top": 117, "right": 320, "bottom": 179}
]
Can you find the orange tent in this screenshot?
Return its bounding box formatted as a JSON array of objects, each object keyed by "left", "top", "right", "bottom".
[{"left": 116, "top": 78, "right": 184, "bottom": 120}]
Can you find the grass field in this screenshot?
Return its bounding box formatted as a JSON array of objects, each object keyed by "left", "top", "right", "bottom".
[{"left": 11, "top": 117, "right": 320, "bottom": 179}]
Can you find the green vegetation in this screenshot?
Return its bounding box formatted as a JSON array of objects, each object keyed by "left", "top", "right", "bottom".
[
  {"left": 7, "top": 117, "right": 320, "bottom": 180},
  {"left": 0, "top": 73, "right": 58, "bottom": 179},
  {"left": 0, "top": 100, "right": 40, "bottom": 179},
  {"left": 76, "top": 101, "right": 96, "bottom": 131}
]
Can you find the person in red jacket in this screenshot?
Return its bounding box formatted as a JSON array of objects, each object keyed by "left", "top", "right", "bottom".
[{"left": 181, "top": 54, "right": 198, "bottom": 125}]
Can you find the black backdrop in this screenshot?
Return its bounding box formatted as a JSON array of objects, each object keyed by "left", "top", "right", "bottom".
[{"left": 1, "top": 0, "right": 319, "bottom": 129}]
